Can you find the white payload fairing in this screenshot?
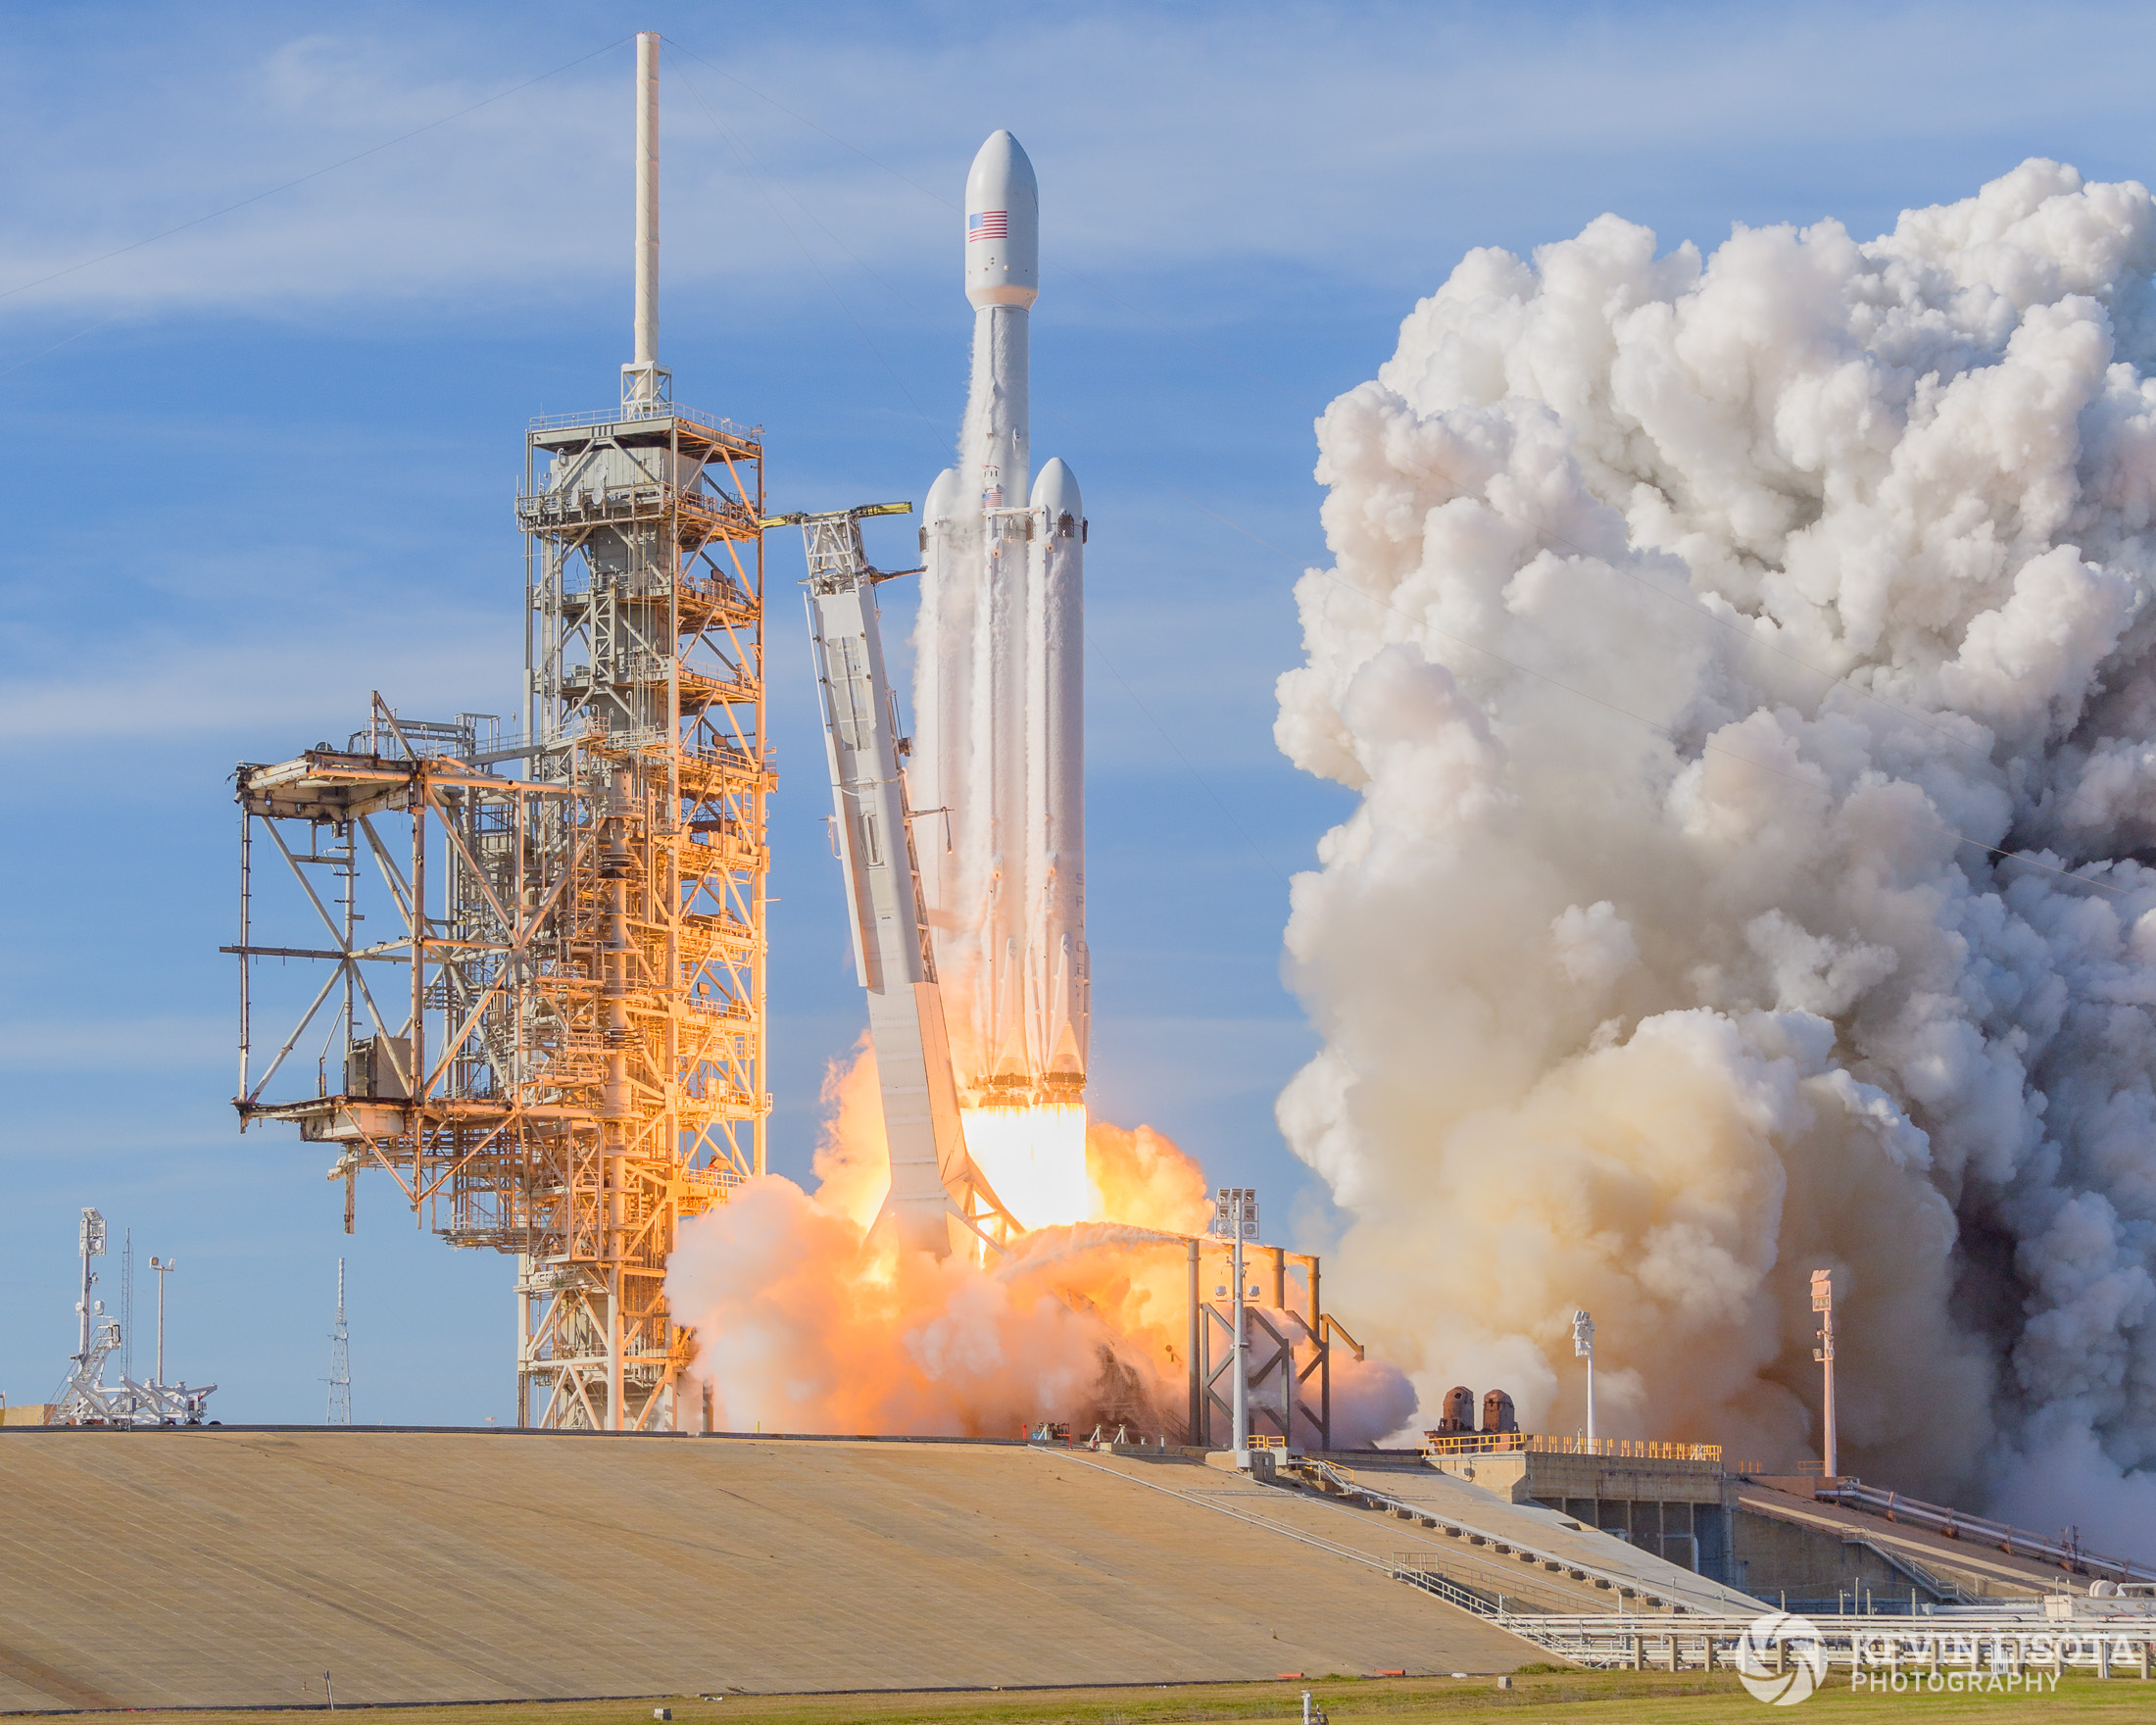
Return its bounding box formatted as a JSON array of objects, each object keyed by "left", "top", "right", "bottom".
[{"left": 913, "top": 131, "right": 1089, "bottom": 1109}]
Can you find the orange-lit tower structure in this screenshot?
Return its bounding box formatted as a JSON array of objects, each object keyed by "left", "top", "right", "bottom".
[{"left": 228, "top": 34, "right": 769, "bottom": 1429}]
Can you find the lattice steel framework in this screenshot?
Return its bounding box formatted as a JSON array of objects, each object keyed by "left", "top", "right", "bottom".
[
  {"left": 517, "top": 402, "right": 771, "bottom": 1428},
  {"left": 231, "top": 402, "right": 770, "bottom": 1432}
]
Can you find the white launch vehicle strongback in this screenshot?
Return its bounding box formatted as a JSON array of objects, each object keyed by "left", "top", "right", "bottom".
[
  {"left": 793, "top": 505, "right": 1020, "bottom": 1257},
  {"left": 914, "top": 131, "right": 1090, "bottom": 1109}
]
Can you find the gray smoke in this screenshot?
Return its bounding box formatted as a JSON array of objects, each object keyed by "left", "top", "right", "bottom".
[{"left": 1276, "top": 160, "right": 2156, "bottom": 1539}]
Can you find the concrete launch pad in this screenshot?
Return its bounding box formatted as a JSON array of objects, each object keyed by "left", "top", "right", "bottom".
[{"left": 0, "top": 1430, "right": 1535, "bottom": 1709}]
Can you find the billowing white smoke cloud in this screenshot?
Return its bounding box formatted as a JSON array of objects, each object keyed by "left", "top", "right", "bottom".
[{"left": 1277, "top": 160, "right": 2156, "bottom": 1536}]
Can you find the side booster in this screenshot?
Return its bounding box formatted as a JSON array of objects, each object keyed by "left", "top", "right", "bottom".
[
  {"left": 916, "top": 130, "right": 1089, "bottom": 1107},
  {"left": 1027, "top": 455, "right": 1086, "bottom": 1092}
]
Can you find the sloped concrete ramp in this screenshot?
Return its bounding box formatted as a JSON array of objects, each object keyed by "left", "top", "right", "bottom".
[
  {"left": 0, "top": 1430, "right": 1533, "bottom": 1709},
  {"left": 1301, "top": 1459, "right": 1765, "bottom": 1614},
  {"left": 1735, "top": 1481, "right": 2080, "bottom": 1599}
]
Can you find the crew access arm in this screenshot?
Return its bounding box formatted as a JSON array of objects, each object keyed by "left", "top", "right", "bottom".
[{"left": 781, "top": 504, "right": 1017, "bottom": 1258}]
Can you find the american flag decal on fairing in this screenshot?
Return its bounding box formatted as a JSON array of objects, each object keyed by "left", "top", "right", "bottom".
[{"left": 968, "top": 211, "right": 1008, "bottom": 242}]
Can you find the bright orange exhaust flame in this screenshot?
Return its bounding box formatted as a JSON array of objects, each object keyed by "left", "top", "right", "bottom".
[
  {"left": 961, "top": 1103, "right": 1094, "bottom": 1229},
  {"left": 665, "top": 1037, "right": 1413, "bottom": 1441}
]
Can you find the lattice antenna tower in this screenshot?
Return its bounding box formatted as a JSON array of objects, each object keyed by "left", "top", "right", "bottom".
[
  {"left": 326, "top": 1257, "right": 351, "bottom": 1425},
  {"left": 228, "top": 33, "right": 769, "bottom": 1432}
]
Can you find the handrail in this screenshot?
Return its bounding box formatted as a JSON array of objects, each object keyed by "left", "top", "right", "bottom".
[
  {"left": 1298, "top": 1459, "right": 1696, "bottom": 1610},
  {"left": 1838, "top": 1534, "right": 1973, "bottom": 1605},
  {"left": 1480, "top": 1611, "right": 2156, "bottom": 1673},
  {"left": 1393, "top": 1563, "right": 1500, "bottom": 1616},
  {"left": 525, "top": 404, "right": 763, "bottom": 441},
  {"left": 1422, "top": 1431, "right": 1724, "bottom": 1463}
]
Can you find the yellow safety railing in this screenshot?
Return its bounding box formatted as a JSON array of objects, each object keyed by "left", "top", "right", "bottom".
[{"left": 1420, "top": 1432, "right": 1724, "bottom": 1463}]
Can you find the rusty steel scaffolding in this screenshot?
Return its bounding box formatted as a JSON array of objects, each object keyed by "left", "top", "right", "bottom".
[{"left": 231, "top": 400, "right": 770, "bottom": 1432}]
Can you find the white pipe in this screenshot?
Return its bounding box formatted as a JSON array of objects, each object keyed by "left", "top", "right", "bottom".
[
  {"left": 1231, "top": 1222, "right": 1249, "bottom": 1456},
  {"left": 634, "top": 31, "right": 659, "bottom": 370},
  {"left": 1822, "top": 1301, "right": 1838, "bottom": 1477}
]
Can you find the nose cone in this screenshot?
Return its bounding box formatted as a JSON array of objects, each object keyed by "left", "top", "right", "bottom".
[
  {"left": 925, "top": 467, "right": 962, "bottom": 524},
  {"left": 1029, "top": 457, "right": 1081, "bottom": 520},
  {"left": 965, "top": 130, "right": 1039, "bottom": 311}
]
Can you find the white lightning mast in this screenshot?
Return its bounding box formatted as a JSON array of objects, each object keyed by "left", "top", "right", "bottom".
[{"left": 622, "top": 32, "right": 666, "bottom": 411}]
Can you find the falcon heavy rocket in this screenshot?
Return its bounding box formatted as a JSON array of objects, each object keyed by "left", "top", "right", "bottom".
[{"left": 913, "top": 130, "right": 1090, "bottom": 1114}]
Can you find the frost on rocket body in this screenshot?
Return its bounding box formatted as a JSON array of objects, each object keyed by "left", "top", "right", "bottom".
[{"left": 1278, "top": 160, "right": 2156, "bottom": 1521}]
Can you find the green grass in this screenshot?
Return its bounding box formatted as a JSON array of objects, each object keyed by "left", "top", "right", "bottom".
[{"left": 41, "top": 1670, "right": 2156, "bottom": 1725}]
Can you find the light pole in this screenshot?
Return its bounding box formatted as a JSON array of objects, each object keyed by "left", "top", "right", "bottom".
[
  {"left": 1210, "top": 1188, "right": 1259, "bottom": 1464},
  {"left": 150, "top": 1257, "right": 176, "bottom": 1387},
  {"left": 1572, "top": 1308, "right": 1595, "bottom": 1446},
  {"left": 1811, "top": 1268, "right": 1837, "bottom": 1478}
]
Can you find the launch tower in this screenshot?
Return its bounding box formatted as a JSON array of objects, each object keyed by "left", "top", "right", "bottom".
[{"left": 228, "top": 34, "right": 769, "bottom": 1429}]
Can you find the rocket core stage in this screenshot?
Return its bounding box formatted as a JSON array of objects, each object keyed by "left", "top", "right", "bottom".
[{"left": 914, "top": 131, "right": 1089, "bottom": 1112}]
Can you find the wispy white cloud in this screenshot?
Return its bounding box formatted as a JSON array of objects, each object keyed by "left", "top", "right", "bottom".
[
  {"left": 9, "top": 2, "right": 2156, "bottom": 323},
  {"left": 0, "top": 629, "right": 507, "bottom": 745}
]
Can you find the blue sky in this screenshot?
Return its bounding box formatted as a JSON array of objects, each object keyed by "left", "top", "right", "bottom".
[{"left": 7, "top": 0, "right": 2156, "bottom": 1423}]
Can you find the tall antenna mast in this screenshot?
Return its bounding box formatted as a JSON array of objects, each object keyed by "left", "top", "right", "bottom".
[
  {"left": 327, "top": 1257, "right": 351, "bottom": 1425},
  {"left": 622, "top": 31, "right": 668, "bottom": 412}
]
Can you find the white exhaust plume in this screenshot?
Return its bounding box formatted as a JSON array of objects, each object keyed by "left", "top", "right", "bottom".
[{"left": 1278, "top": 159, "right": 2156, "bottom": 1528}]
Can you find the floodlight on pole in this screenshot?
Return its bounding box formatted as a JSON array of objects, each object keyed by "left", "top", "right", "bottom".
[
  {"left": 150, "top": 1256, "right": 176, "bottom": 1388},
  {"left": 1572, "top": 1308, "right": 1595, "bottom": 1445},
  {"left": 1811, "top": 1267, "right": 1838, "bottom": 1478}
]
